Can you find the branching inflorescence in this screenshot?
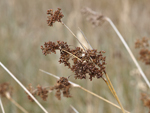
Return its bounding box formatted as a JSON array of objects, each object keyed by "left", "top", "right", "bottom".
[
  {"left": 26, "top": 77, "right": 72, "bottom": 101},
  {"left": 50, "top": 77, "right": 71, "bottom": 100},
  {"left": 81, "top": 7, "right": 105, "bottom": 27},
  {"left": 41, "top": 8, "right": 106, "bottom": 81},
  {"left": 27, "top": 84, "right": 49, "bottom": 101},
  {"left": 135, "top": 37, "right": 150, "bottom": 65},
  {"left": 47, "top": 8, "right": 64, "bottom": 26},
  {"left": 33, "top": 8, "right": 129, "bottom": 113},
  {"left": 41, "top": 41, "right": 106, "bottom": 81}
]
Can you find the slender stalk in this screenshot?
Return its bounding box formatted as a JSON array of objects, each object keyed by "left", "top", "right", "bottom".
[
  {"left": 61, "top": 22, "right": 87, "bottom": 51},
  {"left": 0, "top": 62, "right": 48, "bottom": 113},
  {"left": 5, "top": 93, "right": 28, "bottom": 113},
  {"left": 105, "top": 17, "right": 150, "bottom": 88},
  {"left": 0, "top": 97, "right": 5, "bottom": 113},
  {"left": 70, "top": 105, "right": 79, "bottom": 113},
  {"left": 105, "top": 74, "right": 125, "bottom": 113},
  {"left": 102, "top": 77, "right": 116, "bottom": 98},
  {"left": 61, "top": 49, "right": 82, "bottom": 61},
  {"left": 79, "top": 86, "right": 129, "bottom": 113},
  {"left": 78, "top": 27, "right": 93, "bottom": 50},
  {"left": 40, "top": 69, "right": 130, "bottom": 113}
]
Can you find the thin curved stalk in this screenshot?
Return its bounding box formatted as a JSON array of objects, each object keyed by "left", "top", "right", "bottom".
[{"left": 104, "top": 17, "right": 150, "bottom": 88}]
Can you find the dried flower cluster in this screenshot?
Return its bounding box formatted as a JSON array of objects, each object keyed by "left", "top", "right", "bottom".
[
  {"left": 41, "top": 41, "right": 106, "bottom": 80},
  {"left": 81, "top": 7, "right": 105, "bottom": 27},
  {"left": 50, "top": 77, "right": 71, "bottom": 100},
  {"left": 135, "top": 37, "right": 149, "bottom": 48},
  {"left": 135, "top": 37, "right": 150, "bottom": 65},
  {"left": 27, "top": 84, "right": 49, "bottom": 101},
  {"left": 0, "top": 83, "right": 13, "bottom": 97},
  {"left": 141, "top": 93, "right": 150, "bottom": 112},
  {"left": 47, "top": 8, "right": 64, "bottom": 26}
]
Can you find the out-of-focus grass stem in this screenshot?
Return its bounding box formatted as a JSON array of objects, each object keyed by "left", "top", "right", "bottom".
[
  {"left": 0, "top": 62, "right": 48, "bottom": 113},
  {"left": 0, "top": 96, "right": 5, "bottom": 113},
  {"left": 104, "top": 17, "right": 150, "bottom": 88}
]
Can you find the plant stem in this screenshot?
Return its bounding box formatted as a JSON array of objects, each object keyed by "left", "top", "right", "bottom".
[
  {"left": 102, "top": 77, "right": 116, "bottom": 98},
  {"left": 105, "top": 73, "right": 125, "bottom": 113},
  {"left": 79, "top": 86, "right": 129, "bottom": 113},
  {"left": 5, "top": 93, "right": 28, "bottom": 113},
  {"left": 61, "top": 22, "right": 87, "bottom": 51},
  {"left": 61, "top": 49, "right": 82, "bottom": 61},
  {"left": 70, "top": 105, "right": 79, "bottom": 113},
  {"left": 78, "top": 27, "right": 93, "bottom": 50},
  {"left": 0, "top": 96, "right": 5, "bottom": 113},
  {"left": 0, "top": 62, "right": 48, "bottom": 113},
  {"left": 105, "top": 17, "right": 150, "bottom": 88}
]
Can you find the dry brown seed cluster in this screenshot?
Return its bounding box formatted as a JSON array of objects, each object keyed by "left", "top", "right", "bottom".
[
  {"left": 141, "top": 93, "right": 150, "bottom": 112},
  {"left": 47, "top": 8, "right": 64, "bottom": 26},
  {"left": 0, "top": 83, "right": 13, "bottom": 97},
  {"left": 135, "top": 37, "right": 149, "bottom": 48},
  {"left": 135, "top": 37, "right": 150, "bottom": 65},
  {"left": 41, "top": 41, "right": 106, "bottom": 80},
  {"left": 81, "top": 7, "right": 105, "bottom": 27},
  {"left": 50, "top": 77, "right": 71, "bottom": 100},
  {"left": 36, "top": 85, "right": 49, "bottom": 101},
  {"left": 26, "top": 84, "right": 49, "bottom": 101}
]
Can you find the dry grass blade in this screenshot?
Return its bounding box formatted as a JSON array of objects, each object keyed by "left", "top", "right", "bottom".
[
  {"left": 70, "top": 105, "right": 79, "bottom": 113},
  {"left": 79, "top": 87, "right": 129, "bottom": 113},
  {"left": 102, "top": 77, "right": 116, "bottom": 98},
  {"left": 5, "top": 93, "right": 28, "bottom": 113},
  {"left": 0, "top": 62, "right": 48, "bottom": 113},
  {"left": 104, "top": 17, "right": 150, "bottom": 88},
  {"left": 0, "top": 96, "right": 5, "bottom": 113},
  {"left": 78, "top": 27, "right": 93, "bottom": 50},
  {"left": 39, "top": 69, "right": 130, "bottom": 113},
  {"left": 105, "top": 74, "right": 125, "bottom": 113}
]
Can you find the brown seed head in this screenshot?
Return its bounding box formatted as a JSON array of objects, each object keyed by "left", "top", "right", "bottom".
[
  {"left": 135, "top": 37, "right": 150, "bottom": 65},
  {"left": 41, "top": 41, "right": 106, "bottom": 80},
  {"left": 26, "top": 84, "right": 49, "bottom": 101},
  {"left": 0, "top": 83, "right": 13, "bottom": 97},
  {"left": 50, "top": 77, "right": 71, "bottom": 100},
  {"left": 81, "top": 7, "right": 105, "bottom": 27},
  {"left": 47, "top": 8, "right": 64, "bottom": 26},
  {"left": 141, "top": 93, "right": 150, "bottom": 111}
]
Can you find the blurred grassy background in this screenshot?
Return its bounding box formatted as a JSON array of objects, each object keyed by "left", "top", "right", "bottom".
[{"left": 0, "top": 0, "right": 150, "bottom": 113}]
